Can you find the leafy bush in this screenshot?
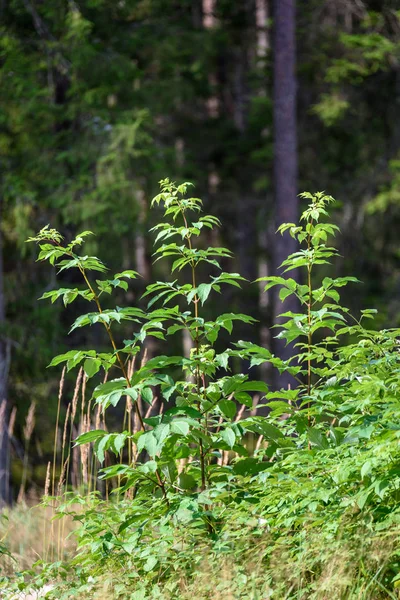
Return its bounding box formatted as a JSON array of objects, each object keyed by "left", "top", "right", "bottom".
[{"left": 2, "top": 182, "right": 400, "bottom": 599}]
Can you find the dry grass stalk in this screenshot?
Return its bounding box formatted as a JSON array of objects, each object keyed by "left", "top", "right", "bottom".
[
  {"left": 23, "top": 402, "right": 36, "bottom": 442},
  {"left": 57, "top": 459, "right": 68, "bottom": 496},
  {"left": 17, "top": 402, "right": 36, "bottom": 503},
  {"left": 131, "top": 440, "right": 138, "bottom": 464},
  {"left": 235, "top": 404, "right": 246, "bottom": 422},
  {"left": 255, "top": 434, "right": 263, "bottom": 453},
  {"left": 50, "top": 368, "right": 65, "bottom": 563},
  {"left": 95, "top": 404, "right": 101, "bottom": 431},
  {"left": 145, "top": 402, "right": 153, "bottom": 420},
  {"left": 71, "top": 443, "right": 80, "bottom": 490},
  {"left": 55, "top": 403, "right": 71, "bottom": 499},
  {"left": 140, "top": 349, "right": 148, "bottom": 369},
  {"left": 80, "top": 415, "right": 89, "bottom": 486},
  {"left": 71, "top": 368, "right": 83, "bottom": 424},
  {"left": 52, "top": 367, "right": 66, "bottom": 500},
  {"left": 251, "top": 393, "right": 259, "bottom": 416},
  {"left": 101, "top": 407, "right": 107, "bottom": 431},
  {"left": 43, "top": 459, "right": 52, "bottom": 563},
  {"left": 44, "top": 461, "right": 51, "bottom": 497},
  {"left": 128, "top": 357, "right": 135, "bottom": 379},
  {"left": 8, "top": 405, "right": 17, "bottom": 437},
  {"left": 81, "top": 444, "right": 88, "bottom": 486},
  {"left": 81, "top": 372, "right": 87, "bottom": 418},
  {"left": 67, "top": 369, "right": 84, "bottom": 492},
  {"left": 62, "top": 403, "right": 71, "bottom": 455}
]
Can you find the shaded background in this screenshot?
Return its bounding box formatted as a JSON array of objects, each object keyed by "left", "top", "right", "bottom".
[{"left": 1, "top": 0, "right": 400, "bottom": 500}]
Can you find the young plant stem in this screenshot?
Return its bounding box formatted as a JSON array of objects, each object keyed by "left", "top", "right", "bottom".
[
  {"left": 178, "top": 201, "right": 208, "bottom": 492},
  {"left": 78, "top": 268, "right": 145, "bottom": 432},
  {"left": 43, "top": 236, "right": 169, "bottom": 505},
  {"left": 78, "top": 268, "right": 169, "bottom": 503},
  {"left": 307, "top": 227, "right": 313, "bottom": 446}
]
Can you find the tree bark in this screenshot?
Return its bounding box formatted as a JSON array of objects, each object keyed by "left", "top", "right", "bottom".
[
  {"left": 0, "top": 196, "right": 10, "bottom": 505},
  {"left": 272, "top": 0, "right": 299, "bottom": 389}
]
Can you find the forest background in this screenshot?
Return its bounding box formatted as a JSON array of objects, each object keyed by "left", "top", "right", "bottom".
[{"left": 1, "top": 0, "right": 400, "bottom": 502}]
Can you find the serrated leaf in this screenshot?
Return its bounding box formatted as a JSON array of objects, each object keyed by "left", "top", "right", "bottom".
[
  {"left": 197, "top": 283, "right": 212, "bottom": 305},
  {"left": 219, "top": 399, "right": 237, "bottom": 419},
  {"left": 308, "top": 427, "right": 329, "bottom": 449},
  {"left": 361, "top": 460, "right": 372, "bottom": 479},
  {"left": 95, "top": 434, "right": 110, "bottom": 463},
  {"left": 141, "top": 387, "right": 153, "bottom": 405},
  {"left": 75, "top": 429, "right": 107, "bottom": 446},
  {"left": 113, "top": 433, "right": 128, "bottom": 455},
  {"left": 233, "top": 458, "right": 271, "bottom": 476},
  {"left": 220, "top": 428, "right": 236, "bottom": 448},
  {"left": 137, "top": 431, "right": 157, "bottom": 457},
  {"left": 171, "top": 420, "right": 190, "bottom": 436},
  {"left": 84, "top": 358, "right": 101, "bottom": 379}
]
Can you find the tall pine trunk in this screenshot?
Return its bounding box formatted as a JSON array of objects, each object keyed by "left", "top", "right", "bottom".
[
  {"left": 234, "top": 1, "right": 259, "bottom": 342},
  {"left": 272, "top": 0, "right": 299, "bottom": 389}
]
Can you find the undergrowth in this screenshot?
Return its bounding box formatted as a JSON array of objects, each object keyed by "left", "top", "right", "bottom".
[{"left": 1, "top": 182, "right": 400, "bottom": 599}]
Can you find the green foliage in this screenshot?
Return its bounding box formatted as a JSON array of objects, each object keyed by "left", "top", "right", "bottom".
[
  {"left": 4, "top": 183, "right": 400, "bottom": 598},
  {"left": 26, "top": 180, "right": 264, "bottom": 502},
  {"left": 3, "top": 1, "right": 400, "bottom": 518}
]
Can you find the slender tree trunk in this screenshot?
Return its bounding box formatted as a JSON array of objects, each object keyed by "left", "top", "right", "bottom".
[
  {"left": 256, "top": 0, "right": 269, "bottom": 58},
  {"left": 234, "top": 1, "right": 259, "bottom": 331},
  {"left": 202, "top": 0, "right": 215, "bottom": 29},
  {"left": 272, "top": 0, "right": 299, "bottom": 389},
  {"left": 0, "top": 197, "right": 10, "bottom": 505}
]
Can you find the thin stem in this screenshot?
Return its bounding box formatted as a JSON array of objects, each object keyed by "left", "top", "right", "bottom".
[
  {"left": 78, "top": 267, "right": 169, "bottom": 503},
  {"left": 79, "top": 268, "right": 146, "bottom": 432},
  {"left": 307, "top": 227, "right": 313, "bottom": 448},
  {"left": 177, "top": 200, "right": 208, "bottom": 491}
]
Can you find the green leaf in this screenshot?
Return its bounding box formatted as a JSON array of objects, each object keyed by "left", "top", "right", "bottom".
[
  {"left": 125, "top": 388, "right": 138, "bottom": 402},
  {"left": 49, "top": 350, "right": 90, "bottom": 368},
  {"left": 170, "top": 420, "right": 190, "bottom": 436},
  {"left": 178, "top": 473, "right": 197, "bottom": 490},
  {"left": 137, "top": 431, "right": 158, "bottom": 457},
  {"left": 197, "top": 283, "right": 212, "bottom": 305},
  {"left": 242, "top": 418, "right": 284, "bottom": 441},
  {"left": 84, "top": 358, "right": 101, "bottom": 379},
  {"left": 220, "top": 428, "right": 236, "bottom": 448},
  {"left": 215, "top": 352, "right": 229, "bottom": 369},
  {"left": 75, "top": 430, "right": 107, "bottom": 446},
  {"left": 279, "top": 287, "right": 293, "bottom": 302},
  {"left": 144, "top": 555, "right": 158, "bottom": 572},
  {"left": 94, "top": 378, "right": 126, "bottom": 408},
  {"left": 94, "top": 434, "right": 110, "bottom": 463},
  {"left": 219, "top": 399, "right": 237, "bottom": 419},
  {"left": 233, "top": 458, "right": 271, "bottom": 476},
  {"left": 361, "top": 460, "right": 372, "bottom": 479},
  {"left": 141, "top": 387, "right": 153, "bottom": 405},
  {"left": 234, "top": 392, "right": 253, "bottom": 407},
  {"left": 112, "top": 433, "right": 128, "bottom": 455},
  {"left": 308, "top": 427, "right": 330, "bottom": 450}
]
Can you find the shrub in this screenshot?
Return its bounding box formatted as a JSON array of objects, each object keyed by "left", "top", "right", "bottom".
[{"left": 1, "top": 182, "right": 399, "bottom": 599}]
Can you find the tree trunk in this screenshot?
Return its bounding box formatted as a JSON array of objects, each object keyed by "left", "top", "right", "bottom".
[
  {"left": 272, "top": 0, "right": 299, "bottom": 389},
  {"left": 0, "top": 196, "right": 10, "bottom": 505},
  {"left": 234, "top": 1, "right": 259, "bottom": 331}
]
